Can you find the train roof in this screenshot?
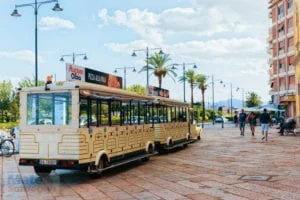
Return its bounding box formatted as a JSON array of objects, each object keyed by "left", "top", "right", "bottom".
[{"left": 19, "top": 81, "right": 189, "bottom": 107}]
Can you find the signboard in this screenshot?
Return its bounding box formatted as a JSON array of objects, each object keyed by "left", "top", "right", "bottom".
[
  {"left": 66, "top": 64, "right": 122, "bottom": 89},
  {"left": 66, "top": 63, "right": 85, "bottom": 81},
  {"left": 85, "top": 68, "right": 122, "bottom": 89},
  {"left": 147, "top": 86, "right": 169, "bottom": 98}
]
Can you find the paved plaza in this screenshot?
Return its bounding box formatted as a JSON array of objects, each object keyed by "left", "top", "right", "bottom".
[{"left": 1, "top": 125, "right": 300, "bottom": 200}]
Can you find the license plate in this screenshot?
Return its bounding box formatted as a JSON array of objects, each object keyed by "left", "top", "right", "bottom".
[{"left": 39, "top": 160, "right": 57, "bottom": 165}]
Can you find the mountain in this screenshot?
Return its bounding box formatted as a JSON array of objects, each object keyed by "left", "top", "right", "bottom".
[{"left": 210, "top": 99, "right": 243, "bottom": 109}]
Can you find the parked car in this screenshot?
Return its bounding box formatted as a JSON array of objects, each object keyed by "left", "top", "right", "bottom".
[{"left": 215, "top": 116, "right": 227, "bottom": 123}]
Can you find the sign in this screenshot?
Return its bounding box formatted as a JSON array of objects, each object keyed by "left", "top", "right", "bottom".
[
  {"left": 66, "top": 64, "right": 122, "bottom": 89},
  {"left": 85, "top": 68, "right": 122, "bottom": 89},
  {"left": 147, "top": 86, "right": 169, "bottom": 98},
  {"left": 66, "top": 63, "right": 85, "bottom": 81}
]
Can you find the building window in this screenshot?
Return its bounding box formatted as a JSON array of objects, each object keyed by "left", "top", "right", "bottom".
[
  {"left": 278, "top": 6, "right": 284, "bottom": 16},
  {"left": 288, "top": 1, "right": 293, "bottom": 10}
]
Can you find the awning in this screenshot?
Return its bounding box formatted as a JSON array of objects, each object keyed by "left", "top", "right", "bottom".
[{"left": 280, "top": 95, "right": 296, "bottom": 102}]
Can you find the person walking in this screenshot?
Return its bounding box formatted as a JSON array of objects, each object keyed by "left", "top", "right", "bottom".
[
  {"left": 239, "top": 109, "right": 247, "bottom": 136},
  {"left": 260, "top": 108, "right": 271, "bottom": 142},
  {"left": 233, "top": 112, "right": 238, "bottom": 128},
  {"left": 247, "top": 112, "right": 256, "bottom": 136}
]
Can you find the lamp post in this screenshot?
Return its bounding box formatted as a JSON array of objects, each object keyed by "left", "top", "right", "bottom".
[
  {"left": 114, "top": 66, "right": 136, "bottom": 89},
  {"left": 222, "top": 82, "right": 240, "bottom": 116},
  {"left": 211, "top": 75, "right": 223, "bottom": 125},
  {"left": 131, "top": 47, "right": 164, "bottom": 90},
  {"left": 11, "top": 0, "right": 63, "bottom": 86},
  {"left": 60, "top": 52, "right": 88, "bottom": 65},
  {"left": 171, "top": 63, "right": 197, "bottom": 103}
]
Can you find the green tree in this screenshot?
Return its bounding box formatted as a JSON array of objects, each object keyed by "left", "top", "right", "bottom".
[
  {"left": 18, "top": 77, "right": 44, "bottom": 88},
  {"left": 140, "top": 53, "right": 176, "bottom": 88},
  {"left": 246, "top": 92, "right": 262, "bottom": 107},
  {"left": 0, "top": 81, "right": 13, "bottom": 122},
  {"left": 127, "top": 84, "right": 146, "bottom": 95},
  {"left": 9, "top": 90, "right": 19, "bottom": 122},
  {"left": 179, "top": 69, "right": 197, "bottom": 107},
  {"left": 196, "top": 74, "right": 208, "bottom": 121}
]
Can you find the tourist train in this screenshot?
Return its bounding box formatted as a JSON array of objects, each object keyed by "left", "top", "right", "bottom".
[{"left": 18, "top": 80, "right": 201, "bottom": 177}]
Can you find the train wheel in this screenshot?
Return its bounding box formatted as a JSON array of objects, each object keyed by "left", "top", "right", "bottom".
[{"left": 34, "top": 166, "right": 52, "bottom": 178}]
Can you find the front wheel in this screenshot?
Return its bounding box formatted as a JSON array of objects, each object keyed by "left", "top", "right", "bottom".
[
  {"left": 1, "top": 139, "right": 15, "bottom": 157},
  {"left": 34, "top": 166, "right": 52, "bottom": 178}
]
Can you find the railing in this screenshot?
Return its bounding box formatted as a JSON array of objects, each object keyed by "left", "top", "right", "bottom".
[
  {"left": 278, "top": 31, "right": 285, "bottom": 38},
  {"left": 278, "top": 13, "right": 285, "bottom": 20},
  {"left": 288, "top": 46, "right": 294, "bottom": 53},
  {"left": 278, "top": 49, "right": 285, "bottom": 55},
  {"left": 289, "top": 85, "right": 295, "bottom": 90},
  {"left": 279, "top": 68, "right": 285, "bottom": 74}
]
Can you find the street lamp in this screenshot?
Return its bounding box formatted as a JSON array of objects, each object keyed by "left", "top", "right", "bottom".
[
  {"left": 60, "top": 53, "right": 88, "bottom": 65},
  {"left": 222, "top": 82, "right": 240, "bottom": 116},
  {"left": 131, "top": 47, "right": 164, "bottom": 90},
  {"left": 171, "top": 63, "right": 197, "bottom": 103},
  {"left": 114, "top": 66, "right": 136, "bottom": 89},
  {"left": 11, "top": 0, "right": 63, "bottom": 86},
  {"left": 210, "top": 75, "right": 223, "bottom": 125}
]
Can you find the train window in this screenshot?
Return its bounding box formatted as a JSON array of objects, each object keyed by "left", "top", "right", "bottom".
[
  {"left": 111, "top": 101, "right": 121, "bottom": 125},
  {"left": 90, "top": 100, "right": 97, "bottom": 126},
  {"left": 101, "top": 101, "right": 109, "bottom": 126},
  {"left": 27, "top": 92, "right": 72, "bottom": 126}
]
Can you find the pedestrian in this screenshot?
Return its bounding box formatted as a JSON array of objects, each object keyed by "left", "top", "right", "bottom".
[
  {"left": 233, "top": 112, "right": 238, "bottom": 128},
  {"left": 247, "top": 112, "right": 256, "bottom": 136},
  {"left": 239, "top": 109, "right": 247, "bottom": 136},
  {"left": 260, "top": 108, "right": 271, "bottom": 142}
]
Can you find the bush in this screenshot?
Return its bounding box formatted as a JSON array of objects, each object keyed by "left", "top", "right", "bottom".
[{"left": 0, "top": 122, "right": 19, "bottom": 129}]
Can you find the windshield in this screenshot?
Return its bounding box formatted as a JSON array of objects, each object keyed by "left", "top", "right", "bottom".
[{"left": 27, "top": 92, "right": 72, "bottom": 125}]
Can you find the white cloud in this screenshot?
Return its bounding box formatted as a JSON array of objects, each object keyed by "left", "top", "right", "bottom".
[
  {"left": 40, "top": 17, "right": 75, "bottom": 30},
  {"left": 0, "top": 50, "right": 45, "bottom": 64},
  {"left": 98, "top": 6, "right": 247, "bottom": 43}
]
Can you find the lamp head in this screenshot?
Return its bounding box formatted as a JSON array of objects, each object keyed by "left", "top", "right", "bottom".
[
  {"left": 193, "top": 64, "right": 197, "bottom": 69},
  {"left": 131, "top": 51, "right": 137, "bottom": 57},
  {"left": 114, "top": 69, "right": 117, "bottom": 73},
  {"left": 171, "top": 65, "right": 177, "bottom": 70},
  {"left": 59, "top": 57, "right": 64, "bottom": 62},
  {"left": 158, "top": 49, "right": 164, "bottom": 55},
  {"left": 133, "top": 68, "right": 136, "bottom": 72},
  {"left": 83, "top": 55, "right": 88, "bottom": 60},
  {"left": 11, "top": 9, "right": 21, "bottom": 17},
  {"left": 52, "top": 3, "right": 63, "bottom": 12}
]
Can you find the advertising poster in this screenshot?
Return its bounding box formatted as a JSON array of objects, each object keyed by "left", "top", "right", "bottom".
[
  {"left": 65, "top": 65, "right": 122, "bottom": 89},
  {"left": 66, "top": 63, "right": 85, "bottom": 82},
  {"left": 147, "top": 86, "right": 169, "bottom": 98}
]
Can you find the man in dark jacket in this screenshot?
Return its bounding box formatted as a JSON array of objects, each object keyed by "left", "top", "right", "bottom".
[{"left": 260, "top": 108, "right": 271, "bottom": 142}]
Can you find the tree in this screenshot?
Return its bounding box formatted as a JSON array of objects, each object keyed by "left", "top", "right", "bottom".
[
  {"left": 196, "top": 74, "right": 208, "bottom": 123},
  {"left": 140, "top": 53, "right": 176, "bottom": 88},
  {"left": 246, "top": 92, "right": 262, "bottom": 107},
  {"left": 18, "top": 77, "right": 44, "bottom": 88},
  {"left": 0, "top": 81, "right": 13, "bottom": 122},
  {"left": 9, "top": 90, "right": 19, "bottom": 122},
  {"left": 179, "top": 69, "right": 197, "bottom": 107},
  {"left": 127, "top": 84, "right": 146, "bottom": 95}
]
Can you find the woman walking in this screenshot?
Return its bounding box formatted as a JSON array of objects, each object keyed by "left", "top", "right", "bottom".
[{"left": 247, "top": 112, "right": 256, "bottom": 136}]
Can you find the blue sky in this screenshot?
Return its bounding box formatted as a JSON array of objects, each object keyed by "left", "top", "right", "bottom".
[{"left": 0, "top": 0, "right": 269, "bottom": 104}]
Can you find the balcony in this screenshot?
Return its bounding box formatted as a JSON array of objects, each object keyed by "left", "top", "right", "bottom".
[
  {"left": 289, "top": 84, "right": 295, "bottom": 90},
  {"left": 279, "top": 68, "right": 286, "bottom": 74},
  {"left": 278, "top": 14, "right": 285, "bottom": 23}
]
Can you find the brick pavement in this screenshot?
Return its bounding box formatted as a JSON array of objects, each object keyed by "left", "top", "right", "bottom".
[{"left": 0, "top": 126, "right": 300, "bottom": 200}]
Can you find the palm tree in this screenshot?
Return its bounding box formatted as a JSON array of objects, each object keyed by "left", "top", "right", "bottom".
[
  {"left": 139, "top": 53, "right": 176, "bottom": 88},
  {"left": 179, "top": 69, "right": 197, "bottom": 107},
  {"left": 196, "top": 74, "right": 208, "bottom": 125}
]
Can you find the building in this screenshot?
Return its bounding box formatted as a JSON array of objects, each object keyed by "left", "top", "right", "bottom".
[
  {"left": 268, "top": 0, "right": 295, "bottom": 118},
  {"left": 293, "top": 0, "right": 300, "bottom": 124}
]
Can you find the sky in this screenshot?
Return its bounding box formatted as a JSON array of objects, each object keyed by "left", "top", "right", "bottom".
[{"left": 0, "top": 0, "right": 270, "bottom": 104}]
